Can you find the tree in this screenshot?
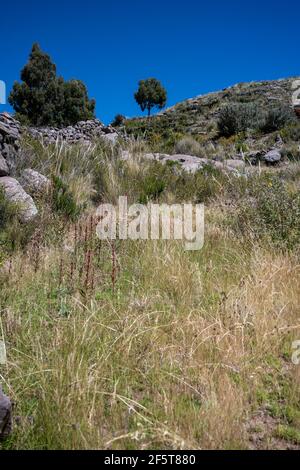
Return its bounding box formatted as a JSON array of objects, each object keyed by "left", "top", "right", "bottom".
[
  {"left": 134, "top": 78, "right": 167, "bottom": 117},
  {"left": 9, "top": 43, "right": 95, "bottom": 127}
]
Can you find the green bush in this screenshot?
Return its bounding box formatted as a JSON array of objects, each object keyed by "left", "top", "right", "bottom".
[
  {"left": 111, "top": 114, "right": 126, "bottom": 127},
  {"left": 259, "top": 106, "right": 294, "bottom": 134},
  {"left": 0, "top": 188, "right": 16, "bottom": 230},
  {"left": 51, "top": 176, "right": 82, "bottom": 221},
  {"left": 280, "top": 121, "right": 300, "bottom": 143},
  {"left": 0, "top": 188, "right": 34, "bottom": 256},
  {"left": 217, "top": 103, "right": 260, "bottom": 137},
  {"left": 234, "top": 175, "right": 300, "bottom": 250},
  {"left": 138, "top": 175, "right": 166, "bottom": 203}
]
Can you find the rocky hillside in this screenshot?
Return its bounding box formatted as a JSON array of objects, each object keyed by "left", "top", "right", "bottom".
[
  {"left": 158, "top": 77, "right": 298, "bottom": 135},
  {"left": 124, "top": 77, "right": 300, "bottom": 138}
]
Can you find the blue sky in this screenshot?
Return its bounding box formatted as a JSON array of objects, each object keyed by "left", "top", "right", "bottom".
[{"left": 0, "top": 0, "right": 299, "bottom": 123}]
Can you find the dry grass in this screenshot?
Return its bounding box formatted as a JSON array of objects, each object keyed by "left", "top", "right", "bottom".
[
  {"left": 1, "top": 139, "right": 300, "bottom": 450},
  {"left": 1, "top": 202, "right": 300, "bottom": 449}
]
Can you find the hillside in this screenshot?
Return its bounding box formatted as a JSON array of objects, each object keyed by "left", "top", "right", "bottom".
[
  {"left": 126, "top": 77, "right": 298, "bottom": 136},
  {"left": 160, "top": 78, "right": 297, "bottom": 134}
]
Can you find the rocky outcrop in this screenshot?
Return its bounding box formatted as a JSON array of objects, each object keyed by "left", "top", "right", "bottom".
[
  {"left": 20, "top": 169, "right": 51, "bottom": 195},
  {"left": 0, "top": 155, "right": 9, "bottom": 176},
  {"left": 122, "top": 151, "right": 246, "bottom": 174},
  {"left": 0, "top": 177, "right": 38, "bottom": 223},
  {"left": 0, "top": 114, "right": 41, "bottom": 222},
  {"left": 0, "top": 113, "right": 21, "bottom": 174},
  {"left": 27, "top": 119, "right": 119, "bottom": 145},
  {"left": 0, "top": 385, "right": 12, "bottom": 440},
  {"left": 156, "top": 77, "right": 299, "bottom": 136}
]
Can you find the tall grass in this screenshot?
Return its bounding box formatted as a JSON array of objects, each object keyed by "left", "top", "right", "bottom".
[{"left": 0, "top": 139, "right": 300, "bottom": 450}]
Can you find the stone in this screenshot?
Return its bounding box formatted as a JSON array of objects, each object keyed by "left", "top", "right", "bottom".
[
  {"left": 0, "top": 154, "right": 9, "bottom": 176},
  {"left": 0, "top": 121, "right": 19, "bottom": 141},
  {"left": 263, "top": 149, "right": 281, "bottom": 165},
  {"left": 25, "top": 118, "right": 120, "bottom": 146},
  {"left": 1, "top": 143, "right": 18, "bottom": 172},
  {"left": 20, "top": 169, "right": 51, "bottom": 195},
  {"left": 101, "top": 132, "right": 119, "bottom": 144},
  {"left": 225, "top": 159, "right": 246, "bottom": 170},
  {"left": 0, "top": 177, "right": 38, "bottom": 223},
  {"left": 0, "top": 385, "right": 12, "bottom": 440}
]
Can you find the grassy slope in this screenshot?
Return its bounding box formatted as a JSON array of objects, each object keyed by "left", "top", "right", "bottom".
[{"left": 0, "top": 135, "right": 300, "bottom": 450}]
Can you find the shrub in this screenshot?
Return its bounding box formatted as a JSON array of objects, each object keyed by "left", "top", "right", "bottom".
[
  {"left": 280, "top": 145, "right": 300, "bottom": 162},
  {"left": 138, "top": 175, "right": 166, "bottom": 203},
  {"left": 174, "top": 136, "right": 204, "bottom": 156},
  {"left": 280, "top": 121, "right": 300, "bottom": 143},
  {"left": 51, "top": 176, "right": 82, "bottom": 221},
  {"left": 0, "top": 188, "right": 33, "bottom": 256},
  {"left": 259, "top": 106, "right": 294, "bottom": 134},
  {"left": 111, "top": 114, "right": 126, "bottom": 127},
  {"left": 217, "top": 103, "right": 260, "bottom": 137},
  {"left": 234, "top": 175, "right": 300, "bottom": 250},
  {"left": 0, "top": 188, "right": 16, "bottom": 230}
]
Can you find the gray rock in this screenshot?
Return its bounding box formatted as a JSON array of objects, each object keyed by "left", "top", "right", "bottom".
[
  {"left": 101, "top": 132, "right": 119, "bottom": 144},
  {"left": 0, "top": 385, "right": 12, "bottom": 440},
  {"left": 225, "top": 159, "right": 246, "bottom": 170},
  {"left": 0, "top": 177, "right": 38, "bottom": 223},
  {"left": 20, "top": 169, "right": 51, "bottom": 195},
  {"left": 1, "top": 143, "right": 18, "bottom": 172},
  {"left": 25, "top": 118, "right": 120, "bottom": 146},
  {"left": 0, "top": 154, "right": 9, "bottom": 176},
  {"left": 263, "top": 149, "right": 281, "bottom": 164},
  {"left": 0, "top": 121, "right": 19, "bottom": 141}
]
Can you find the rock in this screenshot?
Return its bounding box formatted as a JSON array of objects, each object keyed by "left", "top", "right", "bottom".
[
  {"left": 0, "top": 121, "right": 19, "bottom": 141},
  {"left": 0, "top": 177, "right": 38, "bottom": 223},
  {"left": 225, "top": 159, "right": 246, "bottom": 170},
  {"left": 25, "top": 118, "right": 120, "bottom": 146},
  {"left": 0, "top": 154, "right": 9, "bottom": 176},
  {"left": 1, "top": 143, "right": 18, "bottom": 172},
  {"left": 101, "top": 132, "right": 119, "bottom": 144},
  {"left": 0, "top": 385, "right": 12, "bottom": 440},
  {"left": 0, "top": 113, "right": 21, "bottom": 175},
  {"left": 20, "top": 169, "right": 51, "bottom": 195},
  {"left": 263, "top": 149, "right": 281, "bottom": 165}
]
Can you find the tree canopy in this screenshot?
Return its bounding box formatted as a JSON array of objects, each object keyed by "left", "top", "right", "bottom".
[
  {"left": 134, "top": 78, "right": 167, "bottom": 116},
  {"left": 9, "top": 43, "right": 95, "bottom": 127}
]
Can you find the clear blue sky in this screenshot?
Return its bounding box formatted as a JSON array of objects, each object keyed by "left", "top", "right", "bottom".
[{"left": 0, "top": 0, "right": 299, "bottom": 123}]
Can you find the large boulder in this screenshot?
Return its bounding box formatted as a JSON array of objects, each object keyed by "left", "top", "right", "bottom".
[
  {"left": 0, "top": 177, "right": 38, "bottom": 223},
  {"left": 20, "top": 169, "right": 51, "bottom": 195},
  {"left": 0, "top": 385, "right": 12, "bottom": 440}
]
